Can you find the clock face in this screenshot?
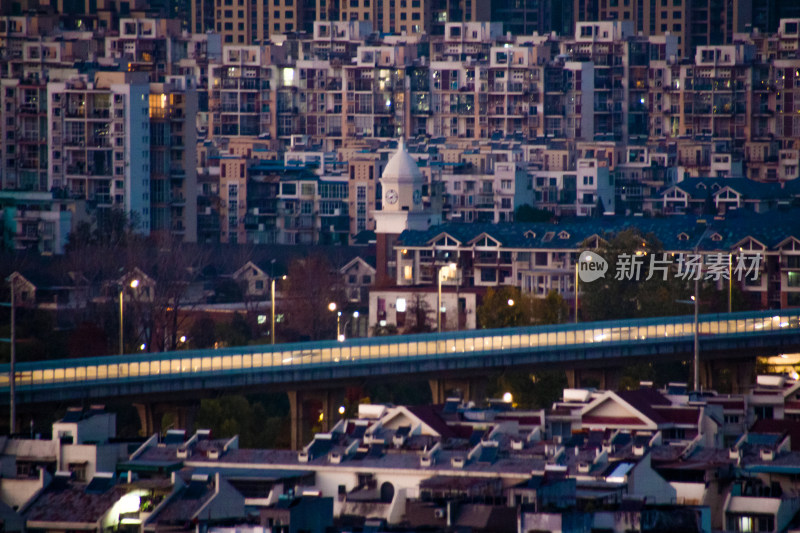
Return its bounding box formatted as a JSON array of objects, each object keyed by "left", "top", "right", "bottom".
[{"left": 386, "top": 189, "right": 399, "bottom": 205}]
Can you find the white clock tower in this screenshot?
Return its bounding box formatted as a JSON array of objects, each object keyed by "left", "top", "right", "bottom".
[{"left": 374, "top": 139, "right": 440, "bottom": 285}]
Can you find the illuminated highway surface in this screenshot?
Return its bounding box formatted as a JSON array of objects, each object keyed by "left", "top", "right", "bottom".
[{"left": 1, "top": 309, "right": 798, "bottom": 395}]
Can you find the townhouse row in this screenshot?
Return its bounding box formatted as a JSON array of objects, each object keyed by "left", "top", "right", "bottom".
[{"left": 3, "top": 374, "right": 800, "bottom": 532}]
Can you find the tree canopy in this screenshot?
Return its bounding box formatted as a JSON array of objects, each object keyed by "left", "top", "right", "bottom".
[
  {"left": 514, "top": 204, "right": 555, "bottom": 223},
  {"left": 579, "top": 229, "right": 686, "bottom": 321},
  {"left": 283, "top": 254, "right": 346, "bottom": 341},
  {"left": 477, "top": 286, "right": 568, "bottom": 328}
]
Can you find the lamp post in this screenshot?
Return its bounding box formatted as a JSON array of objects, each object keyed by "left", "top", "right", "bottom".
[
  {"left": 1, "top": 277, "right": 16, "bottom": 434},
  {"left": 693, "top": 281, "right": 699, "bottom": 391},
  {"left": 328, "top": 302, "right": 339, "bottom": 340},
  {"left": 339, "top": 311, "right": 359, "bottom": 342},
  {"left": 438, "top": 263, "right": 457, "bottom": 333},
  {"left": 574, "top": 260, "right": 579, "bottom": 325},
  {"left": 676, "top": 228, "right": 711, "bottom": 391},
  {"left": 728, "top": 252, "right": 734, "bottom": 314},
  {"left": 271, "top": 275, "right": 286, "bottom": 345},
  {"left": 351, "top": 310, "right": 359, "bottom": 338},
  {"left": 9, "top": 278, "right": 13, "bottom": 434},
  {"left": 120, "top": 279, "right": 140, "bottom": 356}
]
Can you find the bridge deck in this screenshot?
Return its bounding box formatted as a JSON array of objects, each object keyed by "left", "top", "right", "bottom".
[{"left": 1, "top": 309, "right": 799, "bottom": 401}]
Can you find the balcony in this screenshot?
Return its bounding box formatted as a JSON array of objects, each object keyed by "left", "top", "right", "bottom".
[
  {"left": 66, "top": 164, "right": 86, "bottom": 175},
  {"left": 88, "top": 137, "right": 110, "bottom": 148},
  {"left": 475, "top": 194, "right": 495, "bottom": 208},
  {"left": 18, "top": 104, "right": 41, "bottom": 115},
  {"left": 65, "top": 136, "right": 86, "bottom": 147},
  {"left": 544, "top": 106, "right": 565, "bottom": 116},
  {"left": 88, "top": 109, "right": 110, "bottom": 119},
  {"left": 19, "top": 131, "right": 43, "bottom": 142}
]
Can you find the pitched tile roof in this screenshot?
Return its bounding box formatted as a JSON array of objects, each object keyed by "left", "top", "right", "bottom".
[
  {"left": 397, "top": 210, "right": 800, "bottom": 252},
  {"left": 24, "top": 479, "right": 128, "bottom": 525}
]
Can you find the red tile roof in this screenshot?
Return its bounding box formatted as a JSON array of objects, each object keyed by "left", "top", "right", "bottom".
[
  {"left": 582, "top": 416, "right": 649, "bottom": 427},
  {"left": 707, "top": 398, "right": 745, "bottom": 410},
  {"left": 750, "top": 419, "right": 800, "bottom": 451},
  {"left": 407, "top": 405, "right": 460, "bottom": 439},
  {"left": 25, "top": 483, "right": 129, "bottom": 525},
  {"left": 652, "top": 407, "right": 700, "bottom": 425}
]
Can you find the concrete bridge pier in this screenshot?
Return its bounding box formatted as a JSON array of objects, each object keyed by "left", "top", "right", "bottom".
[
  {"left": 134, "top": 402, "right": 198, "bottom": 437},
  {"left": 565, "top": 367, "right": 621, "bottom": 391},
  {"left": 288, "top": 389, "right": 345, "bottom": 451},
  {"left": 428, "top": 377, "right": 488, "bottom": 405},
  {"left": 699, "top": 358, "right": 756, "bottom": 394}
]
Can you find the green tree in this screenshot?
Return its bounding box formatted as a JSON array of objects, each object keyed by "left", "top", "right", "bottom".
[
  {"left": 580, "top": 229, "right": 687, "bottom": 321},
  {"left": 189, "top": 314, "right": 217, "bottom": 349},
  {"left": 216, "top": 313, "right": 252, "bottom": 347},
  {"left": 195, "top": 395, "right": 290, "bottom": 448},
  {"left": 532, "top": 290, "right": 568, "bottom": 325},
  {"left": 477, "top": 286, "right": 532, "bottom": 328},
  {"left": 514, "top": 204, "right": 555, "bottom": 223},
  {"left": 488, "top": 370, "right": 567, "bottom": 409},
  {"left": 371, "top": 322, "right": 399, "bottom": 336}
]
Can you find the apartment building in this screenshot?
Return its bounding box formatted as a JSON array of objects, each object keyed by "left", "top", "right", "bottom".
[
  {"left": 104, "top": 17, "right": 185, "bottom": 82},
  {"left": 0, "top": 78, "right": 49, "bottom": 191},
  {"left": 577, "top": 0, "right": 756, "bottom": 59},
  {"left": 47, "top": 73, "right": 151, "bottom": 232},
  {"left": 441, "top": 161, "right": 529, "bottom": 223},
  {"left": 149, "top": 78, "right": 199, "bottom": 241},
  {"left": 46, "top": 72, "right": 198, "bottom": 240},
  {"left": 0, "top": 191, "right": 84, "bottom": 254},
  {"left": 208, "top": 45, "right": 279, "bottom": 138}
]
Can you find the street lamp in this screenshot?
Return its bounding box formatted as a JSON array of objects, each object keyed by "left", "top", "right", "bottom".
[
  {"left": 676, "top": 227, "right": 711, "bottom": 391},
  {"left": 1, "top": 276, "right": 17, "bottom": 433},
  {"left": 120, "top": 279, "right": 139, "bottom": 356},
  {"left": 574, "top": 259, "right": 579, "bottom": 325},
  {"left": 507, "top": 299, "right": 515, "bottom": 307},
  {"left": 271, "top": 275, "right": 287, "bottom": 345},
  {"left": 338, "top": 311, "right": 360, "bottom": 342},
  {"left": 438, "top": 263, "right": 457, "bottom": 333},
  {"left": 575, "top": 253, "right": 592, "bottom": 324}
]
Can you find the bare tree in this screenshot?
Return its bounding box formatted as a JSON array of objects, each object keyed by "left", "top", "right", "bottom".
[
  {"left": 283, "top": 253, "right": 346, "bottom": 341},
  {"left": 126, "top": 237, "right": 211, "bottom": 352},
  {"left": 403, "top": 294, "right": 434, "bottom": 334}
]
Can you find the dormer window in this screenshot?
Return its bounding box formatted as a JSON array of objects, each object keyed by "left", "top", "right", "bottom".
[
  {"left": 711, "top": 233, "right": 723, "bottom": 242},
  {"left": 524, "top": 230, "right": 536, "bottom": 239},
  {"left": 678, "top": 232, "right": 690, "bottom": 241},
  {"left": 558, "top": 231, "right": 570, "bottom": 240},
  {"left": 543, "top": 231, "right": 554, "bottom": 242}
]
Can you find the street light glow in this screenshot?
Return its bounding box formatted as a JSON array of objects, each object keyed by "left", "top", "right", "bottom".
[
  {"left": 503, "top": 392, "right": 513, "bottom": 403},
  {"left": 507, "top": 299, "right": 515, "bottom": 306},
  {"left": 328, "top": 302, "right": 337, "bottom": 312},
  {"left": 130, "top": 279, "right": 140, "bottom": 289}
]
